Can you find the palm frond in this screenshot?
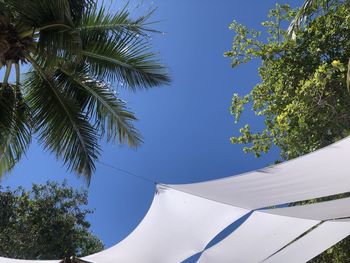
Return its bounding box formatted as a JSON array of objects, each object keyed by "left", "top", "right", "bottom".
[
  {"left": 0, "top": 84, "right": 31, "bottom": 177},
  {"left": 79, "top": 4, "right": 159, "bottom": 36},
  {"left": 288, "top": 0, "right": 331, "bottom": 38},
  {"left": 288, "top": 0, "right": 314, "bottom": 37},
  {"left": 81, "top": 33, "right": 170, "bottom": 90},
  {"left": 25, "top": 58, "right": 99, "bottom": 182},
  {"left": 68, "top": 0, "right": 94, "bottom": 26},
  {"left": 5, "top": 0, "right": 90, "bottom": 27},
  {"left": 57, "top": 65, "right": 142, "bottom": 147},
  {"left": 0, "top": 0, "right": 170, "bottom": 181},
  {"left": 7, "top": 0, "right": 88, "bottom": 60}
]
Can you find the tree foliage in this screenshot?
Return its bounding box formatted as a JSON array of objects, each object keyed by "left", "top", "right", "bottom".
[
  {"left": 0, "top": 0, "right": 170, "bottom": 182},
  {"left": 0, "top": 181, "right": 103, "bottom": 260},
  {"left": 228, "top": 1, "right": 350, "bottom": 160},
  {"left": 227, "top": 1, "right": 350, "bottom": 261}
]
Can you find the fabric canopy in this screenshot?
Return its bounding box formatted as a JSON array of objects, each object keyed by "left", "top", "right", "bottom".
[
  {"left": 198, "top": 211, "right": 318, "bottom": 263},
  {"left": 198, "top": 197, "right": 350, "bottom": 263},
  {"left": 82, "top": 186, "right": 249, "bottom": 263},
  {"left": 265, "top": 220, "right": 350, "bottom": 263},
  {"left": 170, "top": 136, "right": 350, "bottom": 209},
  {"left": 264, "top": 196, "right": 350, "bottom": 220},
  {"left": 2, "top": 137, "right": 350, "bottom": 262}
]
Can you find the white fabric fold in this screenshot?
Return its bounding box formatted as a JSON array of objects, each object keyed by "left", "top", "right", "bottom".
[
  {"left": 198, "top": 211, "right": 318, "bottom": 263},
  {"left": 170, "top": 137, "right": 350, "bottom": 209},
  {"left": 82, "top": 186, "right": 249, "bottom": 263},
  {"left": 264, "top": 197, "right": 350, "bottom": 220},
  {"left": 264, "top": 220, "right": 350, "bottom": 263}
]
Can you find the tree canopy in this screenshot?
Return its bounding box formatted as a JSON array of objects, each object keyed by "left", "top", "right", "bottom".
[
  {"left": 0, "top": 181, "right": 103, "bottom": 260},
  {"left": 227, "top": 0, "right": 350, "bottom": 261},
  {"left": 0, "top": 0, "right": 170, "bottom": 182},
  {"left": 228, "top": 0, "right": 350, "bottom": 160}
]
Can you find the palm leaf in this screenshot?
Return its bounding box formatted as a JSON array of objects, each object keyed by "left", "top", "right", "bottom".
[
  {"left": 288, "top": 0, "right": 330, "bottom": 38},
  {"left": 0, "top": 84, "right": 31, "bottom": 177},
  {"left": 4, "top": 0, "right": 90, "bottom": 27},
  {"left": 9, "top": 0, "right": 87, "bottom": 60},
  {"left": 57, "top": 65, "right": 142, "bottom": 146},
  {"left": 25, "top": 58, "right": 99, "bottom": 182},
  {"left": 78, "top": 4, "right": 159, "bottom": 36},
  {"left": 0, "top": 0, "right": 170, "bottom": 180},
  {"left": 80, "top": 33, "right": 170, "bottom": 90}
]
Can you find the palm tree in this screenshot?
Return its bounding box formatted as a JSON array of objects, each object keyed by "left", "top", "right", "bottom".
[
  {"left": 288, "top": 0, "right": 350, "bottom": 94},
  {"left": 287, "top": 0, "right": 318, "bottom": 37},
  {"left": 287, "top": 0, "right": 350, "bottom": 37},
  {"left": 0, "top": 0, "right": 170, "bottom": 182}
]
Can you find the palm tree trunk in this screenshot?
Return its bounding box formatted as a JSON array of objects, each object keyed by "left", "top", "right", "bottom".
[
  {"left": 15, "top": 63, "right": 20, "bottom": 86},
  {"left": 3, "top": 61, "right": 12, "bottom": 85}
]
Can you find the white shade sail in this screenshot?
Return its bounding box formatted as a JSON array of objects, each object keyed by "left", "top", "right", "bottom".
[
  {"left": 2, "top": 137, "right": 350, "bottom": 262},
  {"left": 198, "top": 211, "right": 318, "bottom": 263},
  {"left": 82, "top": 185, "right": 249, "bottom": 263},
  {"left": 264, "top": 220, "right": 350, "bottom": 263},
  {"left": 198, "top": 197, "right": 350, "bottom": 263},
  {"left": 170, "top": 137, "right": 350, "bottom": 209},
  {"left": 264, "top": 196, "right": 350, "bottom": 220}
]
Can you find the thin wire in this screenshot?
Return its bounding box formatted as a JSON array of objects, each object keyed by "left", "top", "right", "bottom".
[
  {"left": 97, "top": 161, "right": 256, "bottom": 210},
  {"left": 97, "top": 161, "right": 157, "bottom": 185},
  {"left": 33, "top": 134, "right": 157, "bottom": 185},
  {"left": 24, "top": 139, "right": 303, "bottom": 210},
  {"left": 30, "top": 138, "right": 259, "bottom": 209},
  {"left": 31, "top": 136, "right": 350, "bottom": 222},
  {"left": 33, "top": 137, "right": 157, "bottom": 186}
]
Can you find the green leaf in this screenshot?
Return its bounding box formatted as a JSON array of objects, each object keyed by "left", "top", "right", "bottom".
[
  {"left": 81, "top": 33, "right": 170, "bottom": 90},
  {"left": 0, "top": 0, "right": 169, "bottom": 181},
  {"left": 78, "top": 3, "right": 158, "bottom": 36},
  {"left": 57, "top": 65, "right": 143, "bottom": 147},
  {"left": 0, "top": 84, "right": 31, "bottom": 177},
  {"left": 25, "top": 58, "right": 99, "bottom": 182}
]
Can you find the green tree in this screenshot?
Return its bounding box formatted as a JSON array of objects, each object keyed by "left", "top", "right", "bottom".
[
  {"left": 0, "top": 0, "right": 170, "bottom": 182},
  {"left": 0, "top": 181, "right": 103, "bottom": 260},
  {"left": 227, "top": 1, "right": 350, "bottom": 261},
  {"left": 228, "top": 1, "right": 350, "bottom": 160}
]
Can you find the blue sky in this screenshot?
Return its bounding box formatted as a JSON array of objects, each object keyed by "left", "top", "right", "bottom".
[{"left": 1, "top": 0, "right": 302, "bottom": 260}]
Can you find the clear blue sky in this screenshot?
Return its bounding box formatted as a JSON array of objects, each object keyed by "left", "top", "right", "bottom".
[{"left": 1, "top": 0, "right": 302, "bottom": 260}]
